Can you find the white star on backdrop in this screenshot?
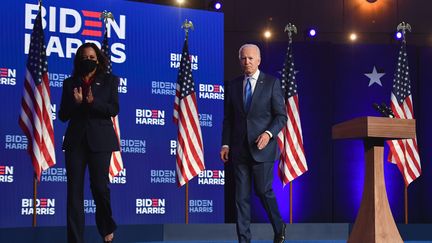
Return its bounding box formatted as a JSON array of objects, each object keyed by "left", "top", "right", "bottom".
[{"left": 364, "top": 66, "right": 385, "bottom": 87}]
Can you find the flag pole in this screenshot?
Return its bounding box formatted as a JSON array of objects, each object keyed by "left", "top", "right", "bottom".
[
  {"left": 396, "top": 22, "right": 411, "bottom": 225},
  {"left": 181, "top": 19, "right": 193, "bottom": 225},
  {"left": 185, "top": 183, "right": 189, "bottom": 224},
  {"left": 32, "top": 173, "right": 37, "bottom": 227},
  {"left": 284, "top": 23, "right": 297, "bottom": 225},
  {"left": 31, "top": 0, "right": 43, "bottom": 228},
  {"left": 404, "top": 186, "right": 408, "bottom": 224},
  {"left": 289, "top": 181, "right": 293, "bottom": 224}
]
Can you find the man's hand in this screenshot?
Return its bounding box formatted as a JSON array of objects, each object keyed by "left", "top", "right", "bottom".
[
  {"left": 86, "top": 86, "right": 94, "bottom": 104},
  {"left": 255, "top": 132, "right": 270, "bottom": 150},
  {"left": 73, "top": 87, "right": 83, "bottom": 104},
  {"left": 220, "top": 147, "right": 229, "bottom": 163}
]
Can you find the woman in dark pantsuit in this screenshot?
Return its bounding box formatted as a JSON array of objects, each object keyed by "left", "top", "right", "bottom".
[{"left": 59, "top": 42, "right": 119, "bottom": 243}]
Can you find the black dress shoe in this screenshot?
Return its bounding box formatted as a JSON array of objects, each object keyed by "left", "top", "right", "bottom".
[{"left": 273, "top": 223, "right": 286, "bottom": 243}]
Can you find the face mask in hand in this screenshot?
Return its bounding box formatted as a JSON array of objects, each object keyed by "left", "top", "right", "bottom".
[{"left": 80, "top": 59, "right": 97, "bottom": 75}]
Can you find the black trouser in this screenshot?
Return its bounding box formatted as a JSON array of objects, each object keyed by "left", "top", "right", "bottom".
[
  {"left": 65, "top": 139, "right": 117, "bottom": 243},
  {"left": 233, "top": 141, "right": 284, "bottom": 243}
]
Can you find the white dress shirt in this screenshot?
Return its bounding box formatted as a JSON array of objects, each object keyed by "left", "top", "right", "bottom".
[{"left": 243, "top": 70, "right": 260, "bottom": 95}]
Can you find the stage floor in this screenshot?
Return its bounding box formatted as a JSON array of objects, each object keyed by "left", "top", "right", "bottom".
[{"left": 1, "top": 223, "right": 432, "bottom": 243}]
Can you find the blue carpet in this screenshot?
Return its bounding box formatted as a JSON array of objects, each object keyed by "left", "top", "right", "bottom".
[
  {"left": 143, "top": 240, "right": 432, "bottom": 243},
  {"left": 144, "top": 241, "right": 346, "bottom": 243},
  {"left": 143, "top": 241, "right": 432, "bottom": 243}
]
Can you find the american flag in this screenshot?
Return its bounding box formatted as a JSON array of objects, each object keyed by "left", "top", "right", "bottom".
[
  {"left": 277, "top": 43, "right": 308, "bottom": 187},
  {"left": 386, "top": 41, "right": 421, "bottom": 186},
  {"left": 101, "top": 25, "right": 124, "bottom": 180},
  {"left": 18, "top": 10, "right": 56, "bottom": 180},
  {"left": 102, "top": 30, "right": 113, "bottom": 74},
  {"left": 173, "top": 36, "right": 205, "bottom": 187}
]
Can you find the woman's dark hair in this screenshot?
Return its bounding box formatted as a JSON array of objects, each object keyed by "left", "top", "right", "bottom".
[{"left": 72, "top": 42, "right": 109, "bottom": 78}]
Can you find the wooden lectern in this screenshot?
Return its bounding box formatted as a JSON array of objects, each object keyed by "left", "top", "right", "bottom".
[{"left": 332, "top": 116, "right": 416, "bottom": 243}]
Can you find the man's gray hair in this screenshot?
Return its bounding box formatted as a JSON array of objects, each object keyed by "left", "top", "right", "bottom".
[{"left": 238, "top": 44, "right": 261, "bottom": 59}]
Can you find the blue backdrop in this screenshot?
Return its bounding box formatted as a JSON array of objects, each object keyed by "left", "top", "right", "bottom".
[
  {"left": 0, "top": 0, "right": 224, "bottom": 227},
  {"left": 1, "top": 0, "right": 431, "bottom": 229}
]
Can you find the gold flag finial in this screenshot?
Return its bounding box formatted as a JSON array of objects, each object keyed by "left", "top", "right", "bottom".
[
  {"left": 396, "top": 22, "right": 411, "bottom": 43},
  {"left": 284, "top": 23, "right": 297, "bottom": 44},
  {"left": 100, "top": 10, "right": 114, "bottom": 26},
  {"left": 181, "top": 19, "right": 194, "bottom": 38}
]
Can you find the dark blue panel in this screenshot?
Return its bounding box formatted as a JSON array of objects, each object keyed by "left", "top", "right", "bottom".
[{"left": 0, "top": 0, "right": 223, "bottom": 227}]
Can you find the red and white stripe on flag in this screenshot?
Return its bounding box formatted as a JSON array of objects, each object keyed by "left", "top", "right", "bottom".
[
  {"left": 173, "top": 91, "right": 205, "bottom": 187},
  {"left": 109, "top": 115, "right": 124, "bottom": 180},
  {"left": 387, "top": 94, "right": 421, "bottom": 186},
  {"left": 19, "top": 70, "right": 56, "bottom": 180},
  {"left": 277, "top": 94, "right": 307, "bottom": 186}
]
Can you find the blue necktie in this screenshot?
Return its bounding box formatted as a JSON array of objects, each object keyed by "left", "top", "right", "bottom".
[{"left": 244, "top": 78, "right": 252, "bottom": 112}]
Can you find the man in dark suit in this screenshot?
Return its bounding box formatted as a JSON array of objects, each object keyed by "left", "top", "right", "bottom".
[{"left": 221, "top": 44, "right": 288, "bottom": 243}]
